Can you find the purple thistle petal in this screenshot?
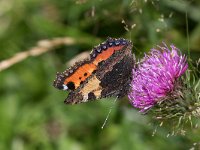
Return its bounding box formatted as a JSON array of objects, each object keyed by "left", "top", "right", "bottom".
[{"left": 128, "top": 43, "right": 188, "bottom": 112}]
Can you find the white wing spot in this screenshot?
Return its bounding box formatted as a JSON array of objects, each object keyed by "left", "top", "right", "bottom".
[{"left": 63, "top": 84, "right": 68, "bottom": 90}]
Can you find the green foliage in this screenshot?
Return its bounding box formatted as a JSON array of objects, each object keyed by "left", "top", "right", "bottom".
[{"left": 0, "top": 0, "right": 200, "bottom": 149}]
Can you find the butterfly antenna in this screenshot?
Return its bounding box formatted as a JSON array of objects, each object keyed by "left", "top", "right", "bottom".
[
  {"left": 101, "top": 96, "right": 118, "bottom": 129},
  {"left": 185, "top": 8, "right": 190, "bottom": 58}
]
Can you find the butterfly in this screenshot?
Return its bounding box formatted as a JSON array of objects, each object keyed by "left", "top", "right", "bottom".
[{"left": 53, "top": 37, "right": 135, "bottom": 104}]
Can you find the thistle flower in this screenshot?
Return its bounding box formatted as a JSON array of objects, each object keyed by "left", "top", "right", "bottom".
[{"left": 128, "top": 43, "right": 188, "bottom": 112}]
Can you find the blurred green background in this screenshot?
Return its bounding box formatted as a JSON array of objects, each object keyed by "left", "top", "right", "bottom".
[{"left": 0, "top": 0, "right": 200, "bottom": 150}]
